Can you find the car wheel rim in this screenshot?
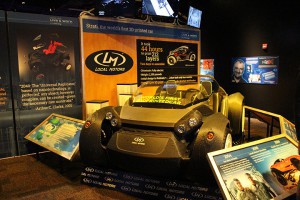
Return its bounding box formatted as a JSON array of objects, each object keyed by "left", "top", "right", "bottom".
[{"left": 224, "top": 133, "right": 232, "bottom": 149}]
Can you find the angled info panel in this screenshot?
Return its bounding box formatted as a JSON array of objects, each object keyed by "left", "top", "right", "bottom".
[
  {"left": 7, "top": 12, "right": 82, "bottom": 155},
  {"left": 0, "top": 11, "right": 17, "bottom": 158}
]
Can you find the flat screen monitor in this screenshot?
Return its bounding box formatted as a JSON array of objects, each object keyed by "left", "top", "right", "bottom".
[
  {"left": 142, "top": 0, "right": 179, "bottom": 18},
  {"left": 94, "top": 0, "right": 136, "bottom": 17},
  {"left": 187, "top": 6, "right": 202, "bottom": 28}
]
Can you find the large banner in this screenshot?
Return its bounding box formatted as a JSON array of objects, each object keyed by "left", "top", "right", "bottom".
[
  {"left": 0, "top": 11, "right": 16, "bottom": 158},
  {"left": 7, "top": 12, "right": 82, "bottom": 155},
  {"left": 81, "top": 16, "right": 200, "bottom": 111},
  {"left": 231, "top": 56, "right": 279, "bottom": 84}
]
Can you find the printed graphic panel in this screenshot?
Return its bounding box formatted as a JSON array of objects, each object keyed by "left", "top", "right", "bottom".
[
  {"left": 231, "top": 56, "right": 279, "bottom": 84},
  {"left": 7, "top": 12, "right": 82, "bottom": 155},
  {"left": 208, "top": 135, "right": 298, "bottom": 200},
  {"left": 200, "top": 59, "right": 214, "bottom": 78},
  {"left": 137, "top": 40, "right": 198, "bottom": 85},
  {"left": 81, "top": 16, "right": 200, "bottom": 111},
  {"left": 25, "top": 113, "right": 84, "bottom": 160}
]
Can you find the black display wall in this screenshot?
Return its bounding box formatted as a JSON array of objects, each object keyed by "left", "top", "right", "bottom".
[
  {"left": 196, "top": 0, "right": 300, "bottom": 122},
  {"left": 0, "top": 11, "right": 17, "bottom": 158}
]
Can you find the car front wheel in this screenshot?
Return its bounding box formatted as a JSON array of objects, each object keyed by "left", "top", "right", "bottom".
[{"left": 167, "top": 56, "right": 177, "bottom": 66}]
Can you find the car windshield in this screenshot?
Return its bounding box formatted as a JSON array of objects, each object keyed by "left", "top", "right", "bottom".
[{"left": 132, "top": 75, "right": 219, "bottom": 108}]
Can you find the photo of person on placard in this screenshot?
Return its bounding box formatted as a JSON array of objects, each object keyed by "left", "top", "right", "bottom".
[
  {"left": 232, "top": 59, "right": 247, "bottom": 83},
  {"left": 245, "top": 173, "right": 276, "bottom": 199},
  {"left": 232, "top": 178, "right": 257, "bottom": 200}
]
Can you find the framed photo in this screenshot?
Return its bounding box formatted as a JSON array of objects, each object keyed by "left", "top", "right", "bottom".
[
  {"left": 207, "top": 134, "right": 299, "bottom": 200},
  {"left": 25, "top": 113, "right": 85, "bottom": 160}
]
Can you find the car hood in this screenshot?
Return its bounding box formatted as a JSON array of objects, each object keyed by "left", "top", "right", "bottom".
[{"left": 120, "top": 105, "right": 193, "bottom": 128}]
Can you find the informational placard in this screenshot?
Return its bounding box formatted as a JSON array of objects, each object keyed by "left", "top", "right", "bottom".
[
  {"left": 0, "top": 11, "right": 17, "bottom": 158},
  {"left": 231, "top": 56, "right": 279, "bottom": 84},
  {"left": 200, "top": 59, "right": 214, "bottom": 78},
  {"left": 80, "top": 15, "right": 200, "bottom": 110},
  {"left": 81, "top": 166, "right": 222, "bottom": 200},
  {"left": 137, "top": 40, "right": 198, "bottom": 85},
  {"left": 208, "top": 135, "right": 299, "bottom": 200},
  {"left": 7, "top": 12, "right": 82, "bottom": 155},
  {"left": 25, "top": 113, "right": 84, "bottom": 160}
]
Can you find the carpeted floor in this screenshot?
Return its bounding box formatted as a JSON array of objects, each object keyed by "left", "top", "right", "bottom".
[{"left": 0, "top": 153, "right": 134, "bottom": 200}]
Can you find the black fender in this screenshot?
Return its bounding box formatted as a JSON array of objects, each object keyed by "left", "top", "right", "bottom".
[
  {"left": 228, "top": 92, "right": 244, "bottom": 138},
  {"left": 79, "top": 106, "right": 120, "bottom": 166},
  {"left": 185, "top": 112, "right": 230, "bottom": 181}
]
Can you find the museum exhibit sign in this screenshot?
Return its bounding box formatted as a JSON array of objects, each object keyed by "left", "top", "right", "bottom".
[
  {"left": 25, "top": 113, "right": 84, "bottom": 160},
  {"left": 80, "top": 15, "right": 200, "bottom": 117},
  {"left": 231, "top": 56, "right": 279, "bottom": 84},
  {"left": 7, "top": 12, "right": 82, "bottom": 155},
  {"left": 200, "top": 59, "right": 214, "bottom": 78},
  {"left": 0, "top": 11, "right": 17, "bottom": 158},
  {"left": 208, "top": 134, "right": 299, "bottom": 200}
]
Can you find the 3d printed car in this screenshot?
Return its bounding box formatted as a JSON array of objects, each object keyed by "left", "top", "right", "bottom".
[
  {"left": 79, "top": 75, "right": 244, "bottom": 181},
  {"left": 28, "top": 34, "right": 71, "bottom": 80},
  {"left": 270, "top": 155, "right": 300, "bottom": 189},
  {"left": 167, "top": 46, "right": 196, "bottom": 66}
]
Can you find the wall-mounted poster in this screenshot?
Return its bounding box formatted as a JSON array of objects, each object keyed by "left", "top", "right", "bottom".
[
  {"left": 231, "top": 56, "right": 279, "bottom": 84},
  {"left": 137, "top": 40, "right": 198, "bottom": 84},
  {"left": 208, "top": 135, "right": 299, "bottom": 200},
  {"left": 0, "top": 11, "right": 17, "bottom": 158},
  {"left": 7, "top": 12, "right": 82, "bottom": 155},
  {"left": 200, "top": 59, "right": 214, "bottom": 78},
  {"left": 25, "top": 113, "right": 84, "bottom": 160}
]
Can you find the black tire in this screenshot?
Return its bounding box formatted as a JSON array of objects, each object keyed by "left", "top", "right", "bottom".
[
  {"left": 271, "top": 168, "right": 287, "bottom": 186},
  {"left": 79, "top": 106, "right": 120, "bottom": 166},
  {"left": 185, "top": 113, "right": 231, "bottom": 182}
]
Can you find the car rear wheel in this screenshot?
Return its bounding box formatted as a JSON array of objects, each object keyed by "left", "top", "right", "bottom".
[{"left": 189, "top": 53, "right": 196, "bottom": 62}]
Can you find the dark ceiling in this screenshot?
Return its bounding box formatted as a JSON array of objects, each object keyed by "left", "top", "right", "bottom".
[
  {"left": 0, "top": 0, "right": 99, "bottom": 16},
  {"left": 0, "top": 0, "right": 196, "bottom": 18}
]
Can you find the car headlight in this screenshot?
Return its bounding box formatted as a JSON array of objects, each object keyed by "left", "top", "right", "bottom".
[
  {"left": 105, "top": 112, "right": 113, "bottom": 120},
  {"left": 110, "top": 118, "right": 118, "bottom": 127},
  {"left": 177, "top": 124, "right": 186, "bottom": 134},
  {"left": 188, "top": 117, "right": 198, "bottom": 127}
]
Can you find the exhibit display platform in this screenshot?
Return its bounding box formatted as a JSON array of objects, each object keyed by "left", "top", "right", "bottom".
[{"left": 0, "top": 117, "right": 297, "bottom": 200}]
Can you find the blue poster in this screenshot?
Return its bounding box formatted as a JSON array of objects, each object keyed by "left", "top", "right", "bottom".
[{"left": 231, "top": 56, "right": 279, "bottom": 84}]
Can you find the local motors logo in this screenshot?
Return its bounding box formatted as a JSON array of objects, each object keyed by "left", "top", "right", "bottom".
[
  {"left": 166, "top": 181, "right": 177, "bottom": 187},
  {"left": 132, "top": 137, "right": 145, "bottom": 145},
  {"left": 85, "top": 167, "right": 94, "bottom": 172},
  {"left": 85, "top": 50, "right": 133, "bottom": 75}
]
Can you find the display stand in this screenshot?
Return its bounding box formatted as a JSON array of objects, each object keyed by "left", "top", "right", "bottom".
[
  {"left": 86, "top": 100, "right": 109, "bottom": 119},
  {"left": 207, "top": 134, "right": 299, "bottom": 200},
  {"left": 25, "top": 113, "right": 85, "bottom": 161},
  {"left": 117, "top": 83, "right": 137, "bottom": 106},
  {"left": 81, "top": 166, "right": 222, "bottom": 200}
]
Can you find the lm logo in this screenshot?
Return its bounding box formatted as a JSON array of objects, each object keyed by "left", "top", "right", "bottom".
[
  {"left": 94, "top": 51, "right": 126, "bottom": 67},
  {"left": 85, "top": 50, "right": 133, "bottom": 75}
]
